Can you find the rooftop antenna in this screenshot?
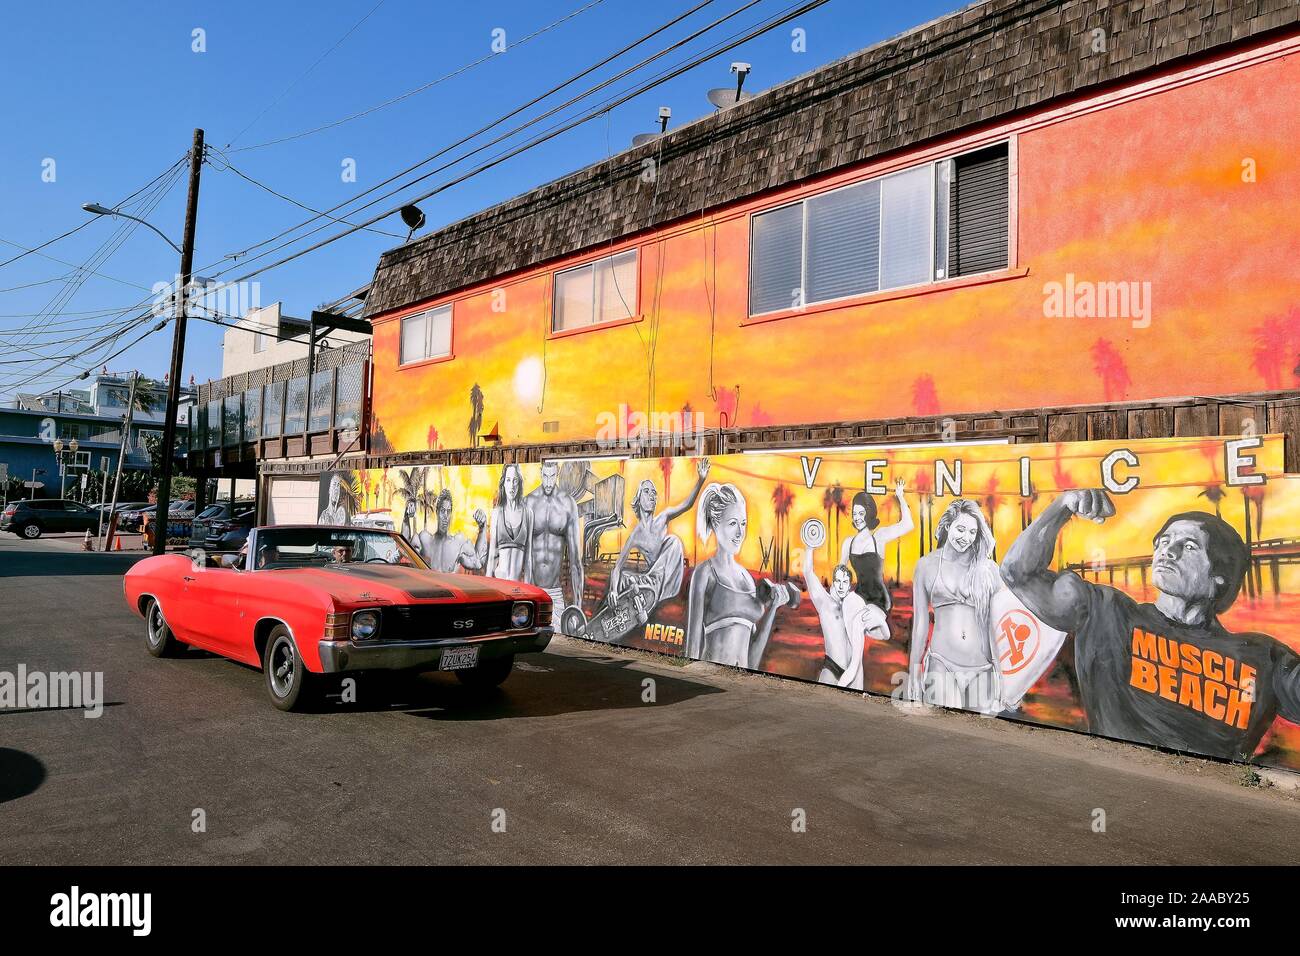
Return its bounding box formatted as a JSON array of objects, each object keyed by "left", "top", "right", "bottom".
[
  {"left": 707, "top": 62, "right": 755, "bottom": 109},
  {"left": 631, "top": 106, "right": 672, "bottom": 148},
  {"left": 399, "top": 204, "right": 426, "bottom": 243}
]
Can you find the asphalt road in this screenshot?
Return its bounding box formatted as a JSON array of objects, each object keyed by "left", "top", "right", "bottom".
[{"left": 2, "top": 533, "right": 1299, "bottom": 865}]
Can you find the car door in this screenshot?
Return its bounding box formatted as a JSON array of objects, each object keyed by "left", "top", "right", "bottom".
[
  {"left": 43, "top": 502, "right": 70, "bottom": 532},
  {"left": 182, "top": 564, "right": 244, "bottom": 654},
  {"left": 65, "top": 502, "right": 97, "bottom": 531}
]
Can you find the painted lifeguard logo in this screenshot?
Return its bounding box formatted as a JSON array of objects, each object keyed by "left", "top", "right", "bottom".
[{"left": 996, "top": 608, "right": 1041, "bottom": 676}]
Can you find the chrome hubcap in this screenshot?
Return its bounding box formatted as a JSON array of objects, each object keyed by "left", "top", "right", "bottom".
[
  {"left": 269, "top": 637, "right": 295, "bottom": 697},
  {"left": 148, "top": 605, "right": 164, "bottom": 645}
]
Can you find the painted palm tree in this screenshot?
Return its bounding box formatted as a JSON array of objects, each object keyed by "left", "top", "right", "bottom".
[
  {"left": 660, "top": 456, "right": 673, "bottom": 503},
  {"left": 393, "top": 467, "right": 425, "bottom": 535},
  {"left": 468, "top": 384, "right": 484, "bottom": 448},
  {"left": 342, "top": 473, "right": 363, "bottom": 517},
  {"left": 771, "top": 483, "right": 793, "bottom": 578},
  {"left": 828, "top": 483, "right": 846, "bottom": 557},
  {"left": 1199, "top": 484, "right": 1226, "bottom": 518}
]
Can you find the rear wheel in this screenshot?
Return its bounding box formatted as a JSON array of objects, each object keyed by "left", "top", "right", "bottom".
[
  {"left": 144, "top": 598, "right": 177, "bottom": 657},
  {"left": 263, "top": 626, "right": 317, "bottom": 712},
  {"left": 19, "top": 523, "right": 41, "bottom": 539},
  {"left": 455, "top": 654, "right": 514, "bottom": 689}
]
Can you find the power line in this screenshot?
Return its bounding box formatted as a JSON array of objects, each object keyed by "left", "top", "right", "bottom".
[
  {"left": 3, "top": 162, "right": 184, "bottom": 355},
  {"left": 208, "top": 0, "right": 721, "bottom": 270},
  {"left": 203, "top": 147, "right": 405, "bottom": 239},
  {"left": 217, "top": 0, "right": 829, "bottom": 290},
  {"left": 0, "top": 155, "right": 187, "bottom": 272},
  {"left": 223, "top": 0, "right": 390, "bottom": 148},
  {"left": 229, "top": 0, "right": 610, "bottom": 153}
]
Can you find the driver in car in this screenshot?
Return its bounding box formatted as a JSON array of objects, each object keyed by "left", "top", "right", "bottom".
[{"left": 331, "top": 543, "right": 355, "bottom": 564}]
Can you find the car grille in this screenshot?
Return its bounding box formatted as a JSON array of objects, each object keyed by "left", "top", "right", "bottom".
[{"left": 379, "top": 602, "right": 516, "bottom": 642}]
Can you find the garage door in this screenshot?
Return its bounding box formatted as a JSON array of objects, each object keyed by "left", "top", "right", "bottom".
[{"left": 266, "top": 478, "right": 319, "bottom": 526}]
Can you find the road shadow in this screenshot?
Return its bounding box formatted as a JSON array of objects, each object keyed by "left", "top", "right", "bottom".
[
  {"left": 316, "top": 652, "right": 721, "bottom": 721},
  {"left": 0, "top": 548, "right": 147, "bottom": 577},
  {"left": 0, "top": 749, "right": 46, "bottom": 803}
]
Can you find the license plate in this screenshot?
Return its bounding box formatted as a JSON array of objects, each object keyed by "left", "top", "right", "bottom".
[{"left": 439, "top": 645, "right": 480, "bottom": 671}]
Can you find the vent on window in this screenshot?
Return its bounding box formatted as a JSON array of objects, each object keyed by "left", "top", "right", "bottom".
[
  {"left": 542, "top": 421, "right": 559, "bottom": 433},
  {"left": 948, "top": 143, "right": 1009, "bottom": 278}
]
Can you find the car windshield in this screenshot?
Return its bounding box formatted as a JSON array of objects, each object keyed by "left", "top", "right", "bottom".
[{"left": 252, "top": 527, "right": 426, "bottom": 571}]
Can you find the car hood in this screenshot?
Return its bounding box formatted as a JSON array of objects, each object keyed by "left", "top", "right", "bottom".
[{"left": 262, "top": 564, "right": 549, "bottom": 606}]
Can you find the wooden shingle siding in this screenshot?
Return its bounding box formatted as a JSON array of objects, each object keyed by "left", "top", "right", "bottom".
[{"left": 363, "top": 0, "right": 1300, "bottom": 318}]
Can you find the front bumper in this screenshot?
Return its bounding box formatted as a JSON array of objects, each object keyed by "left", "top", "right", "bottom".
[{"left": 316, "top": 627, "right": 553, "bottom": 673}]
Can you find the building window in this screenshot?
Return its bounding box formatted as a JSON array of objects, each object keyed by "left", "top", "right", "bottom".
[
  {"left": 748, "top": 142, "right": 1009, "bottom": 315},
  {"left": 252, "top": 312, "right": 269, "bottom": 354},
  {"left": 399, "top": 304, "right": 452, "bottom": 365},
  {"left": 69, "top": 451, "right": 91, "bottom": 469},
  {"left": 552, "top": 249, "right": 637, "bottom": 333}
]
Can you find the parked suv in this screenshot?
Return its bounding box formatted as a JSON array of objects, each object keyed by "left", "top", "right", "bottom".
[
  {"left": 190, "top": 498, "right": 256, "bottom": 548},
  {"left": 204, "top": 509, "right": 256, "bottom": 551},
  {"left": 2, "top": 499, "right": 101, "bottom": 539}
]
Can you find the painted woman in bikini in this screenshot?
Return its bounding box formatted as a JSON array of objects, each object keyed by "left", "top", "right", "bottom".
[
  {"left": 839, "top": 479, "right": 913, "bottom": 615},
  {"left": 685, "top": 483, "right": 800, "bottom": 669},
  {"left": 487, "top": 463, "right": 532, "bottom": 582},
  {"left": 908, "top": 498, "right": 1004, "bottom": 713}
]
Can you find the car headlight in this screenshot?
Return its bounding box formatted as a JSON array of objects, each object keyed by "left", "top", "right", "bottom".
[
  {"left": 510, "top": 602, "right": 533, "bottom": 629},
  {"left": 351, "top": 609, "right": 381, "bottom": 641}
]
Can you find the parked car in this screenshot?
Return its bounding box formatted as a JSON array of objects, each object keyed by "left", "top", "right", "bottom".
[
  {"left": 119, "top": 500, "right": 190, "bottom": 532},
  {"left": 190, "top": 498, "right": 256, "bottom": 548},
  {"left": 2, "top": 499, "right": 101, "bottom": 539},
  {"left": 123, "top": 525, "right": 554, "bottom": 710},
  {"left": 204, "top": 509, "right": 255, "bottom": 551}
]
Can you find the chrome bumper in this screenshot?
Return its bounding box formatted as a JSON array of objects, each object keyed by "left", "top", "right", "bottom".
[{"left": 316, "top": 627, "right": 553, "bottom": 673}]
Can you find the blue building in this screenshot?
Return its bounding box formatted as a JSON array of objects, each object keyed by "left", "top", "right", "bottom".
[{"left": 0, "top": 374, "right": 195, "bottom": 500}]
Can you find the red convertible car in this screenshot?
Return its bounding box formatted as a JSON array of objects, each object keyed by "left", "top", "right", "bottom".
[{"left": 123, "top": 524, "right": 553, "bottom": 710}]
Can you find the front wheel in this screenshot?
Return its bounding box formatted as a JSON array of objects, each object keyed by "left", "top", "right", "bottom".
[
  {"left": 455, "top": 654, "right": 514, "bottom": 689},
  {"left": 144, "top": 598, "right": 178, "bottom": 657},
  {"left": 20, "top": 523, "right": 41, "bottom": 539},
  {"left": 263, "top": 626, "right": 317, "bottom": 712}
]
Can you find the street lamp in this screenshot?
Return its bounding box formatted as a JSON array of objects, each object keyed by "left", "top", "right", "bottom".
[
  {"left": 82, "top": 203, "right": 183, "bottom": 254},
  {"left": 82, "top": 127, "right": 204, "bottom": 556},
  {"left": 52, "top": 438, "right": 79, "bottom": 497}
]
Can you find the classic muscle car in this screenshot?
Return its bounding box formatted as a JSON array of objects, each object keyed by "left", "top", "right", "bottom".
[{"left": 123, "top": 524, "right": 553, "bottom": 710}]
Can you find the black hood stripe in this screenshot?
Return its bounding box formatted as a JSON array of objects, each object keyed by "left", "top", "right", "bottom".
[{"left": 326, "top": 563, "right": 456, "bottom": 598}]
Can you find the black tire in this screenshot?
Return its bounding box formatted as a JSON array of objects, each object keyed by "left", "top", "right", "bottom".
[
  {"left": 262, "top": 625, "right": 317, "bottom": 712},
  {"left": 144, "top": 597, "right": 178, "bottom": 658},
  {"left": 19, "top": 523, "right": 41, "bottom": 540},
  {"left": 455, "top": 654, "right": 514, "bottom": 689}
]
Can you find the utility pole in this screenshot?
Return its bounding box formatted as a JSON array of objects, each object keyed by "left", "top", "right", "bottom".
[
  {"left": 103, "top": 371, "right": 140, "bottom": 550},
  {"left": 152, "top": 128, "right": 204, "bottom": 555}
]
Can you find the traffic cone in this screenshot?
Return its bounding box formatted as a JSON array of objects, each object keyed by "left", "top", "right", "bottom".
[
  {"left": 114, "top": 535, "right": 122, "bottom": 551},
  {"left": 83, "top": 530, "right": 93, "bottom": 551}
]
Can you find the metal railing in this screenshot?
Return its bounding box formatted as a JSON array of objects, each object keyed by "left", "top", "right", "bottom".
[{"left": 187, "top": 341, "right": 369, "bottom": 462}]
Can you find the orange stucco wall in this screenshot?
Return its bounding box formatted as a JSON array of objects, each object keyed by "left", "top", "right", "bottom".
[{"left": 369, "top": 38, "right": 1300, "bottom": 455}]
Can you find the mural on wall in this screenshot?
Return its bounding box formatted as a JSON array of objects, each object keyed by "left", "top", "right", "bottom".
[{"left": 322, "top": 433, "right": 1300, "bottom": 770}]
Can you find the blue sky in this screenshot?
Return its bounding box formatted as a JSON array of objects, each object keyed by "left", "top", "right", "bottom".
[{"left": 0, "top": 0, "right": 966, "bottom": 398}]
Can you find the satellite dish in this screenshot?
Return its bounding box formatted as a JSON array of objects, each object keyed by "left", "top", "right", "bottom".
[
  {"left": 707, "top": 87, "right": 756, "bottom": 109},
  {"left": 631, "top": 132, "right": 660, "bottom": 148},
  {"left": 399, "top": 205, "right": 426, "bottom": 231}
]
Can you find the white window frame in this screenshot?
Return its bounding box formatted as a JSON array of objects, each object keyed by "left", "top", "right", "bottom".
[
  {"left": 399, "top": 303, "right": 453, "bottom": 366},
  {"left": 748, "top": 140, "right": 1009, "bottom": 317},
  {"left": 551, "top": 248, "right": 639, "bottom": 334}
]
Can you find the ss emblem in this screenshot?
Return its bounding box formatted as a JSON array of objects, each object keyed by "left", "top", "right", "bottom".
[{"left": 453, "top": 619, "right": 474, "bottom": 629}]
